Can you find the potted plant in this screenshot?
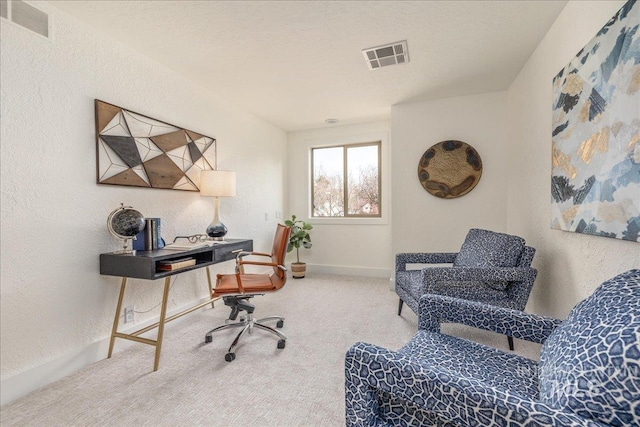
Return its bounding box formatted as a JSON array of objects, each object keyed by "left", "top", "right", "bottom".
[{"left": 285, "top": 215, "right": 312, "bottom": 278}]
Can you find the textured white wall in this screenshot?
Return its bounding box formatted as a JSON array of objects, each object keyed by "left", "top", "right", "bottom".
[
  {"left": 391, "top": 92, "right": 510, "bottom": 258},
  {"left": 287, "top": 121, "right": 392, "bottom": 277},
  {"left": 0, "top": 1, "right": 286, "bottom": 395},
  {"left": 507, "top": 0, "right": 640, "bottom": 318}
]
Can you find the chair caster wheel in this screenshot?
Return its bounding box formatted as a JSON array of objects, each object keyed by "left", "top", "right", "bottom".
[
  {"left": 205, "top": 335, "right": 212, "bottom": 343},
  {"left": 225, "top": 352, "right": 236, "bottom": 362},
  {"left": 276, "top": 320, "right": 284, "bottom": 328},
  {"left": 277, "top": 339, "right": 286, "bottom": 349}
]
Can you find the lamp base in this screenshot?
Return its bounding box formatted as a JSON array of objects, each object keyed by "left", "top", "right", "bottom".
[{"left": 206, "top": 222, "right": 228, "bottom": 240}]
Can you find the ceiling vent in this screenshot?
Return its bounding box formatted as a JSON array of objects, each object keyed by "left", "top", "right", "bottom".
[
  {"left": 362, "top": 40, "right": 409, "bottom": 70},
  {"left": 1, "top": 0, "right": 50, "bottom": 38}
]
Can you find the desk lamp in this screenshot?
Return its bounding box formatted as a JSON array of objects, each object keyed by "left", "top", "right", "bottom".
[{"left": 200, "top": 170, "right": 236, "bottom": 240}]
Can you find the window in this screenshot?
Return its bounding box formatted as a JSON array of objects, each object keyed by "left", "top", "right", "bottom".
[{"left": 311, "top": 141, "right": 381, "bottom": 217}]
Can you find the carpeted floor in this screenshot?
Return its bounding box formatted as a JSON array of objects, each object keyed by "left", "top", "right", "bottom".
[{"left": 1, "top": 274, "right": 541, "bottom": 426}]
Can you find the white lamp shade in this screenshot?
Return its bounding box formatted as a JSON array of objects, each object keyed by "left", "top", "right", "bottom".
[{"left": 200, "top": 170, "right": 236, "bottom": 197}]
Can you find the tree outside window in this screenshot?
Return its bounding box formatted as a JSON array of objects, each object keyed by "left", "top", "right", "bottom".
[{"left": 311, "top": 142, "right": 381, "bottom": 217}]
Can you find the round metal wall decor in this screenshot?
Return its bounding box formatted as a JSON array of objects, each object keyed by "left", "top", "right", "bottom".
[{"left": 417, "top": 140, "right": 482, "bottom": 199}]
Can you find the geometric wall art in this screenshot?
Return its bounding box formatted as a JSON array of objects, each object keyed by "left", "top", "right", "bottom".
[
  {"left": 95, "top": 99, "right": 216, "bottom": 191},
  {"left": 551, "top": 0, "right": 639, "bottom": 243}
]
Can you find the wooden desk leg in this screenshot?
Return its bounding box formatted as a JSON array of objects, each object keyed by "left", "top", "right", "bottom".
[
  {"left": 153, "top": 277, "right": 172, "bottom": 371},
  {"left": 206, "top": 266, "right": 214, "bottom": 308},
  {"left": 108, "top": 277, "right": 127, "bottom": 358}
]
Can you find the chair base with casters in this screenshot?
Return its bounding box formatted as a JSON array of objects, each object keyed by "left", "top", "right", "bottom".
[{"left": 204, "top": 294, "right": 286, "bottom": 362}]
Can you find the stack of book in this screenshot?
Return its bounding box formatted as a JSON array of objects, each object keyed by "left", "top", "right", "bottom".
[
  {"left": 144, "top": 218, "right": 162, "bottom": 251},
  {"left": 157, "top": 257, "right": 196, "bottom": 271},
  {"left": 133, "top": 218, "right": 164, "bottom": 251}
]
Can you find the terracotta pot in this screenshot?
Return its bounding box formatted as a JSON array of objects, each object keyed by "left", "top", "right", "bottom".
[{"left": 291, "top": 262, "right": 306, "bottom": 279}]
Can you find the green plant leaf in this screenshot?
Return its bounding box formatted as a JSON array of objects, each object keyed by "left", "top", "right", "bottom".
[{"left": 286, "top": 215, "right": 312, "bottom": 259}]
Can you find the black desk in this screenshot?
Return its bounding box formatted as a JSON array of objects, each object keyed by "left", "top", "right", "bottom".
[{"left": 100, "top": 238, "right": 253, "bottom": 371}]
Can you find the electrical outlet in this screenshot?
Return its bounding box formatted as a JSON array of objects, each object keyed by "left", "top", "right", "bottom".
[
  {"left": 264, "top": 212, "right": 269, "bottom": 221},
  {"left": 275, "top": 210, "right": 282, "bottom": 219},
  {"left": 124, "top": 306, "right": 134, "bottom": 323}
]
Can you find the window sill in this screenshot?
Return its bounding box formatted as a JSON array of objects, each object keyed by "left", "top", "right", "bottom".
[{"left": 308, "top": 216, "right": 389, "bottom": 226}]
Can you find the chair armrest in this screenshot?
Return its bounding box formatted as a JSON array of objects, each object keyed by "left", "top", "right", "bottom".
[
  {"left": 236, "top": 251, "right": 270, "bottom": 261},
  {"left": 418, "top": 294, "right": 562, "bottom": 344},
  {"left": 247, "top": 251, "right": 271, "bottom": 257},
  {"left": 235, "top": 251, "right": 277, "bottom": 273},
  {"left": 239, "top": 260, "right": 287, "bottom": 271},
  {"left": 420, "top": 266, "right": 537, "bottom": 283},
  {"left": 395, "top": 253, "right": 458, "bottom": 272},
  {"left": 345, "top": 343, "right": 604, "bottom": 427}
]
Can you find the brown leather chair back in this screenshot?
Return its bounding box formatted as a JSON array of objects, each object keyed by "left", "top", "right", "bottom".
[{"left": 270, "top": 224, "right": 292, "bottom": 285}]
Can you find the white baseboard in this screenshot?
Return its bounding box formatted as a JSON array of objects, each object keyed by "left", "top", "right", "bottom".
[
  {"left": 0, "top": 297, "right": 213, "bottom": 407},
  {"left": 306, "top": 263, "right": 391, "bottom": 278},
  {"left": 1, "top": 267, "right": 392, "bottom": 406}
]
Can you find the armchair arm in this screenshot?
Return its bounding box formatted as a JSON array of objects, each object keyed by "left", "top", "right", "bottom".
[
  {"left": 418, "top": 294, "right": 562, "bottom": 344},
  {"left": 345, "top": 343, "right": 605, "bottom": 427},
  {"left": 395, "top": 252, "right": 458, "bottom": 272}
]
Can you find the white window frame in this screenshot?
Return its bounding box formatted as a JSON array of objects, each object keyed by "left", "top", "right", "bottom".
[{"left": 307, "top": 132, "right": 389, "bottom": 225}]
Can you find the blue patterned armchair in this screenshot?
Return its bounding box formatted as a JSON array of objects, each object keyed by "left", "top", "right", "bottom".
[
  {"left": 396, "top": 228, "right": 538, "bottom": 349},
  {"left": 346, "top": 269, "right": 640, "bottom": 426}
]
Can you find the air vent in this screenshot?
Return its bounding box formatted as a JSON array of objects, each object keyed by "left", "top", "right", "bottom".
[
  {"left": 362, "top": 41, "right": 409, "bottom": 70},
  {"left": 1, "top": 0, "right": 49, "bottom": 38}
]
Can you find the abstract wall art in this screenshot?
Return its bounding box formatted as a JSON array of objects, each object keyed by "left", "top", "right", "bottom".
[
  {"left": 551, "top": 0, "right": 639, "bottom": 243},
  {"left": 95, "top": 100, "right": 216, "bottom": 191}
]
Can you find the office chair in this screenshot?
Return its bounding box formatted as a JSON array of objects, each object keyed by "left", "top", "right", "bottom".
[{"left": 204, "top": 223, "right": 292, "bottom": 362}]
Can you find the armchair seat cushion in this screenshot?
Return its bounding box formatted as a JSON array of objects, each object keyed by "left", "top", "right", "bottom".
[
  {"left": 428, "top": 280, "right": 510, "bottom": 301},
  {"left": 398, "top": 330, "right": 539, "bottom": 400},
  {"left": 396, "top": 270, "right": 511, "bottom": 313}
]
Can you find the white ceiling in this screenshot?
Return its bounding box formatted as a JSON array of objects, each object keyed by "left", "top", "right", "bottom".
[{"left": 51, "top": 0, "right": 568, "bottom": 131}]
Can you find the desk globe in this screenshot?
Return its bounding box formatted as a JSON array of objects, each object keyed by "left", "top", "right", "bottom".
[{"left": 107, "top": 203, "right": 145, "bottom": 254}]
